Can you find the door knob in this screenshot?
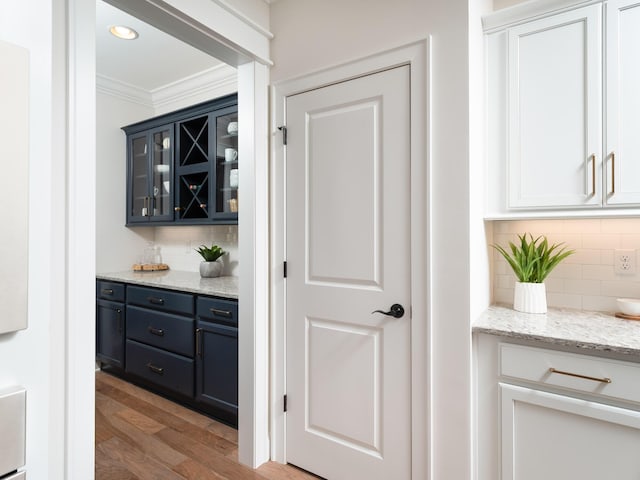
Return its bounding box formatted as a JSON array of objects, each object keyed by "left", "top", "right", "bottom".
[{"left": 372, "top": 303, "right": 405, "bottom": 319}]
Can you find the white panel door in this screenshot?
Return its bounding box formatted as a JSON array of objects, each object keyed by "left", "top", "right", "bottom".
[
  {"left": 285, "top": 66, "right": 411, "bottom": 480},
  {"left": 605, "top": 0, "right": 640, "bottom": 205},
  {"left": 501, "top": 384, "right": 640, "bottom": 480},
  {"left": 507, "top": 5, "right": 602, "bottom": 208}
]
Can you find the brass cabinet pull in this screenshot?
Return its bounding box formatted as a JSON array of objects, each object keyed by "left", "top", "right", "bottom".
[
  {"left": 209, "top": 308, "right": 232, "bottom": 318},
  {"left": 147, "top": 363, "right": 164, "bottom": 375},
  {"left": 611, "top": 151, "right": 616, "bottom": 195},
  {"left": 589, "top": 154, "right": 596, "bottom": 197},
  {"left": 147, "top": 326, "right": 164, "bottom": 336},
  {"left": 549, "top": 367, "right": 611, "bottom": 384},
  {"left": 174, "top": 206, "right": 183, "bottom": 212}
]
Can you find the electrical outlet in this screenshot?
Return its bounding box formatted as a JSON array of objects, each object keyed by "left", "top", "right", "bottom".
[{"left": 614, "top": 249, "right": 636, "bottom": 274}]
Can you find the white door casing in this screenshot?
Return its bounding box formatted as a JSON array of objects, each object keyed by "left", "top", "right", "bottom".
[{"left": 285, "top": 66, "right": 412, "bottom": 479}]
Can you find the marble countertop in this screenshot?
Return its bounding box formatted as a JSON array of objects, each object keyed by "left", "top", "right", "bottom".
[
  {"left": 96, "top": 270, "right": 238, "bottom": 299},
  {"left": 474, "top": 305, "right": 640, "bottom": 357}
]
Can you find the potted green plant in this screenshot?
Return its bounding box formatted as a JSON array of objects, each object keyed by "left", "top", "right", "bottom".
[
  {"left": 492, "top": 234, "right": 574, "bottom": 313},
  {"left": 195, "top": 244, "right": 226, "bottom": 278}
]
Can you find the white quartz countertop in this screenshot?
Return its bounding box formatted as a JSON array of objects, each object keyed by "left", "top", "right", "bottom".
[
  {"left": 96, "top": 270, "right": 238, "bottom": 299},
  {"left": 474, "top": 305, "right": 640, "bottom": 357}
]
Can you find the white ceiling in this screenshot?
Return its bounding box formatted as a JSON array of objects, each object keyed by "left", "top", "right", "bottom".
[{"left": 95, "top": 1, "right": 225, "bottom": 91}]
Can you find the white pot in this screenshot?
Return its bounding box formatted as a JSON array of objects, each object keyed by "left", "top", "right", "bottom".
[
  {"left": 199, "top": 260, "right": 224, "bottom": 278},
  {"left": 513, "top": 282, "right": 547, "bottom": 314}
]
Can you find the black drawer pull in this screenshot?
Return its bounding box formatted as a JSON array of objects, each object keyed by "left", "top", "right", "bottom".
[
  {"left": 101, "top": 288, "right": 114, "bottom": 295},
  {"left": 146, "top": 363, "right": 164, "bottom": 375},
  {"left": 196, "top": 328, "right": 203, "bottom": 358},
  {"left": 147, "top": 296, "right": 165, "bottom": 305},
  {"left": 147, "top": 326, "right": 165, "bottom": 337},
  {"left": 209, "top": 308, "right": 232, "bottom": 318}
]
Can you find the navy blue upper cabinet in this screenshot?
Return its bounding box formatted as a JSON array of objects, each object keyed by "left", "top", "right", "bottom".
[
  {"left": 126, "top": 125, "right": 174, "bottom": 224},
  {"left": 123, "top": 93, "right": 238, "bottom": 226}
]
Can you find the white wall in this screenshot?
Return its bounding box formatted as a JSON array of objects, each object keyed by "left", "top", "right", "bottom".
[
  {"left": 0, "top": 2, "right": 66, "bottom": 478},
  {"left": 96, "top": 73, "right": 240, "bottom": 276},
  {"left": 270, "top": 1, "right": 476, "bottom": 478},
  {"left": 96, "top": 92, "right": 154, "bottom": 272}
]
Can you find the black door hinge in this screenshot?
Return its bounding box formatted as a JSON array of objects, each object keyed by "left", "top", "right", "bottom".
[
  {"left": 284, "top": 261, "right": 288, "bottom": 278},
  {"left": 284, "top": 394, "right": 288, "bottom": 412},
  {"left": 278, "top": 125, "right": 287, "bottom": 145}
]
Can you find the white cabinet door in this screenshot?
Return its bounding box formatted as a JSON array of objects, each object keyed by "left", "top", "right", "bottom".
[
  {"left": 501, "top": 383, "right": 640, "bottom": 480},
  {"left": 605, "top": 0, "right": 640, "bottom": 205},
  {"left": 507, "top": 5, "right": 602, "bottom": 208}
]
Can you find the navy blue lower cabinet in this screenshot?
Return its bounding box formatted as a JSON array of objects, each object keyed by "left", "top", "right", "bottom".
[
  {"left": 125, "top": 339, "right": 194, "bottom": 398},
  {"left": 96, "top": 298, "right": 125, "bottom": 369},
  {"left": 195, "top": 320, "right": 238, "bottom": 426}
]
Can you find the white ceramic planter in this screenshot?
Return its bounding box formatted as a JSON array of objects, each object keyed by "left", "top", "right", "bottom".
[
  {"left": 199, "top": 260, "right": 224, "bottom": 278},
  {"left": 513, "top": 282, "right": 547, "bottom": 314}
]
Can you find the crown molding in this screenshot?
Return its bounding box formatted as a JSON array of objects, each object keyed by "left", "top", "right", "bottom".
[
  {"left": 96, "top": 64, "right": 237, "bottom": 110},
  {"left": 151, "top": 64, "right": 237, "bottom": 109},
  {"left": 96, "top": 75, "right": 154, "bottom": 107}
]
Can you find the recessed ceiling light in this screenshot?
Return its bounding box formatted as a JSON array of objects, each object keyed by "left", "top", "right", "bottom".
[{"left": 109, "top": 25, "right": 138, "bottom": 40}]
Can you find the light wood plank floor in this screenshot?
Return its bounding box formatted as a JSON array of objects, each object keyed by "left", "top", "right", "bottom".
[{"left": 96, "top": 371, "right": 319, "bottom": 480}]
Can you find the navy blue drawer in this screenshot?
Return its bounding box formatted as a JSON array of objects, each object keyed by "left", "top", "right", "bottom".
[
  {"left": 126, "top": 305, "right": 194, "bottom": 357},
  {"left": 125, "top": 340, "right": 194, "bottom": 398},
  {"left": 197, "top": 297, "right": 238, "bottom": 327},
  {"left": 96, "top": 280, "right": 125, "bottom": 302},
  {"left": 127, "top": 285, "right": 194, "bottom": 315}
]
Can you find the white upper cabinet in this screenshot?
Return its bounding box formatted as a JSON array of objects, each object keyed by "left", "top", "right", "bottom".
[
  {"left": 605, "top": 0, "right": 640, "bottom": 205},
  {"left": 485, "top": 0, "right": 640, "bottom": 217},
  {"left": 507, "top": 6, "right": 602, "bottom": 209}
]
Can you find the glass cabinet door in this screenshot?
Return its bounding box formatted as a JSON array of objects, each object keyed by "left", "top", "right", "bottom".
[
  {"left": 150, "top": 127, "right": 173, "bottom": 220},
  {"left": 129, "top": 133, "right": 149, "bottom": 220},
  {"left": 216, "top": 111, "right": 239, "bottom": 216}
]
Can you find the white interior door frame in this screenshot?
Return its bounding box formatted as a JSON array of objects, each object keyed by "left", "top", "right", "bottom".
[
  {"left": 270, "top": 39, "right": 431, "bottom": 479},
  {"left": 66, "top": 0, "right": 272, "bottom": 475}
]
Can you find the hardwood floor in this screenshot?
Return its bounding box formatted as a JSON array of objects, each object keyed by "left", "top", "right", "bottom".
[{"left": 96, "top": 371, "right": 319, "bottom": 480}]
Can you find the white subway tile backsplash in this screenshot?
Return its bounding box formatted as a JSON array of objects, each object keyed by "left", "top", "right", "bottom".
[
  {"left": 491, "top": 219, "right": 640, "bottom": 314},
  {"left": 582, "top": 264, "right": 616, "bottom": 281},
  {"left": 546, "top": 292, "right": 583, "bottom": 310},
  {"left": 563, "top": 278, "right": 601, "bottom": 295},
  {"left": 581, "top": 233, "right": 622, "bottom": 249},
  {"left": 561, "top": 218, "right": 602, "bottom": 234},
  {"left": 581, "top": 295, "right": 618, "bottom": 313}
]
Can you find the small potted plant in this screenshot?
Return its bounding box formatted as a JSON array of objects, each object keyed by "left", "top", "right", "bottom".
[
  {"left": 492, "top": 234, "right": 574, "bottom": 314},
  {"left": 195, "top": 243, "right": 226, "bottom": 278}
]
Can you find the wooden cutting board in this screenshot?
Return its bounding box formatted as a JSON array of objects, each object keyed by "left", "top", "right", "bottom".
[
  {"left": 132, "top": 263, "right": 169, "bottom": 271},
  {"left": 615, "top": 312, "right": 640, "bottom": 321}
]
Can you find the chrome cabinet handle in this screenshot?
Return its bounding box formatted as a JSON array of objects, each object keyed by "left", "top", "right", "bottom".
[
  {"left": 101, "top": 288, "right": 114, "bottom": 295},
  {"left": 116, "top": 308, "right": 122, "bottom": 332},
  {"left": 549, "top": 367, "right": 611, "bottom": 384},
  {"left": 372, "top": 304, "right": 405, "bottom": 319}
]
